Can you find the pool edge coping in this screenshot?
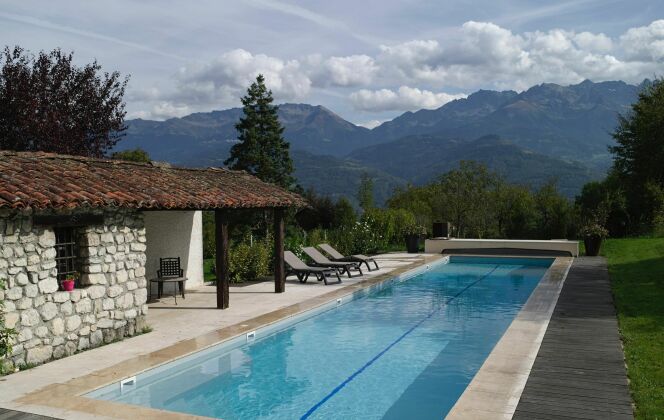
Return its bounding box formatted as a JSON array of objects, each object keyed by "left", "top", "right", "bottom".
[
  {"left": 445, "top": 256, "right": 574, "bottom": 419},
  {"left": 12, "top": 254, "right": 445, "bottom": 420}
]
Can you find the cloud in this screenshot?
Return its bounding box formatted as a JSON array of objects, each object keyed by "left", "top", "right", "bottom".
[
  {"left": 357, "top": 119, "right": 386, "bottom": 129},
  {"left": 175, "top": 49, "right": 311, "bottom": 105},
  {"left": 308, "top": 54, "right": 378, "bottom": 87},
  {"left": 375, "top": 20, "right": 661, "bottom": 90},
  {"left": 128, "top": 19, "right": 664, "bottom": 119},
  {"left": 620, "top": 19, "right": 664, "bottom": 62},
  {"left": 573, "top": 32, "right": 613, "bottom": 53},
  {"left": 350, "top": 86, "right": 466, "bottom": 112}
]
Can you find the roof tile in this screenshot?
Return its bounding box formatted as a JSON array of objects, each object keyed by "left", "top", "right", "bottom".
[{"left": 0, "top": 151, "right": 306, "bottom": 210}]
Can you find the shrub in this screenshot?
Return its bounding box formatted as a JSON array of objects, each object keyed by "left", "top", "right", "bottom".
[
  {"left": 365, "top": 208, "right": 418, "bottom": 245},
  {"left": 227, "top": 237, "right": 272, "bottom": 283},
  {"left": 0, "top": 278, "right": 17, "bottom": 374}
]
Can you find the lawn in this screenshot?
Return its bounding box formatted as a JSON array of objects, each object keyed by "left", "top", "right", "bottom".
[{"left": 602, "top": 238, "right": 664, "bottom": 419}]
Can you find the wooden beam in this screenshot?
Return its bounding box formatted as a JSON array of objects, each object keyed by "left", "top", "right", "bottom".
[
  {"left": 214, "top": 210, "right": 230, "bottom": 309},
  {"left": 274, "top": 208, "right": 285, "bottom": 293}
]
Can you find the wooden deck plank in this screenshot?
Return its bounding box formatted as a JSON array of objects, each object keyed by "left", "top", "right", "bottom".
[
  {"left": 512, "top": 257, "right": 634, "bottom": 419},
  {"left": 0, "top": 409, "right": 57, "bottom": 420}
]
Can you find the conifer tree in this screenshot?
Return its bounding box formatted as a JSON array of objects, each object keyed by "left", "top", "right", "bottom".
[{"left": 225, "top": 74, "right": 294, "bottom": 189}]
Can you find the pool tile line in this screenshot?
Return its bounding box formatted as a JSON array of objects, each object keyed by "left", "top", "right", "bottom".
[{"left": 300, "top": 264, "right": 500, "bottom": 419}]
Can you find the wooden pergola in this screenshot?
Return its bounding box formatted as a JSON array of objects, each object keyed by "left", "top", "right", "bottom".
[
  {"left": 214, "top": 208, "right": 287, "bottom": 309},
  {"left": 0, "top": 151, "right": 308, "bottom": 310}
]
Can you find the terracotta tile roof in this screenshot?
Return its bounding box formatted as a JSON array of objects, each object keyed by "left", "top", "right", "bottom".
[{"left": 0, "top": 151, "right": 307, "bottom": 210}]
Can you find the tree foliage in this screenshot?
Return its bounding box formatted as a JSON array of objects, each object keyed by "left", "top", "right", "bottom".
[
  {"left": 357, "top": 172, "right": 375, "bottom": 212},
  {"left": 111, "top": 148, "right": 150, "bottom": 162},
  {"left": 225, "top": 74, "right": 294, "bottom": 189},
  {"left": 387, "top": 161, "right": 573, "bottom": 239},
  {"left": 0, "top": 46, "right": 128, "bottom": 157},
  {"left": 610, "top": 78, "right": 664, "bottom": 227}
]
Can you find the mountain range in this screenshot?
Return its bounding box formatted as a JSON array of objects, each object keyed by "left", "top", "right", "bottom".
[{"left": 117, "top": 79, "right": 646, "bottom": 205}]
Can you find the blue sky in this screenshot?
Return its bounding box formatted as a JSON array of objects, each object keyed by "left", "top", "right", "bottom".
[{"left": 1, "top": 0, "right": 662, "bottom": 126}]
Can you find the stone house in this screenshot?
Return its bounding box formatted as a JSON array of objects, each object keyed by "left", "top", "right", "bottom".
[{"left": 0, "top": 151, "right": 305, "bottom": 370}]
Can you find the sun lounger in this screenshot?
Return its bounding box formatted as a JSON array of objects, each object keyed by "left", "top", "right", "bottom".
[
  {"left": 284, "top": 251, "right": 342, "bottom": 285},
  {"left": 318, "top": 243, "right": 380, "bottom": 272},
  {"left": 302, "top": 247, "right": 363, "bottom": 278}
]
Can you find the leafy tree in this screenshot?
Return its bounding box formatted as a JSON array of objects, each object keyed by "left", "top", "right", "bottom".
[
  {"left": 332, "top": 197, "right": 357, "bottom": 229},
  {"left": 111, "top": 148, "right": 150, "bottom": 162},
  {"left": 534, "top": 181, "right": 572, "bottom": 239},
  {"left": 387, "top": 184, "right": 437, "bottom": 228},
  {"left": 575, "top": 172, "right": 630, "bottom": 236},
  {"left": 494, "top": 183, "right": 537, "bottom": 238},
  {"left": 436, "top": 161, "right": 498, "bottom": 238},
  {"left": 0, "top": 46, "right": 128, "bottom": 157},
  {"left": 295, "top": 189, "right": 335, "bottom": 230},
  {"left": 225, "top": 74, "right": 294, "bottom": 189},
  {"left": 610, "top": 78, "right": 664, "bottom": 226},
  {"left": 357, "top": 172, "right": 375, "bottom": 212}
]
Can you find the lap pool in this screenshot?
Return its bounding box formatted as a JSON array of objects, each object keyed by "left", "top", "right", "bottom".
[{"left": 88, "top": 256, "right": 553, "bottom": 419}]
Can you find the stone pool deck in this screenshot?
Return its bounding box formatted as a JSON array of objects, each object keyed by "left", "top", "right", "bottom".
[{"left": 0, "top": 253, "right": 433, "bottom": 419}]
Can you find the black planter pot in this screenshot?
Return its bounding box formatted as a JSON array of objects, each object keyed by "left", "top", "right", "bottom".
[
  {"left": 584, "top": 236, "right": 603, "bottom": 256},
  {"left": 405, "top": 234, "right": 420, "bottom": 253}
]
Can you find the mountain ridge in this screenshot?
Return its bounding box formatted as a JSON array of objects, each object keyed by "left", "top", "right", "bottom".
[{"left": 117, "top": 79, "right": 645, "bottom": 203}]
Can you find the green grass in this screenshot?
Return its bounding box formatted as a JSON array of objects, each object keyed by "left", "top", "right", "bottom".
[{"left": 602, "top": 238, "right": 664, "bottom": 419}]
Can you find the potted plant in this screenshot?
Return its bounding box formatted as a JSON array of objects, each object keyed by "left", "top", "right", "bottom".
[
  {"left": 580, "top": 222, "right": 608, "bottom": 256},
  {"left": 61, "top": 273, "right": 77, "bottom": 292},
  {"left": 403, "top": 224, "right": 426, "bottom": 253}
]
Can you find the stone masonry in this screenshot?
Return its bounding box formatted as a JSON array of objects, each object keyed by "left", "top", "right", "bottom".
[{"left": 0, "top": 208, "right": 147, "bottom": 370}]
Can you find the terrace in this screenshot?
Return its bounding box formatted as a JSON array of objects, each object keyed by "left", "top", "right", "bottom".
[{"left": 0, "top": 151, "right": 635, "bottom": 419}]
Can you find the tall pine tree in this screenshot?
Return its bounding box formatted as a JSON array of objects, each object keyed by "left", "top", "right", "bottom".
[{"left": 225, "top": 74, "right": 295, "bottom": 189}]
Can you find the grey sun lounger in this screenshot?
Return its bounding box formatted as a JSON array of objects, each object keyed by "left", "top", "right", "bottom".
[
  {"left": 318, "top": 243, "right": 380, "bottom": 272},
  {"left": 302, "top": 247, "right": 363, "bottom": 278},
  {"left": 284, "top": 251, "right": 342, "bottom": 285}
]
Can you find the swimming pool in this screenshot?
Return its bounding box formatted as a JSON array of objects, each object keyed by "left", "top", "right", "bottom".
[{"left": 88, "top": 256, "right": 553, "bottom": 419}]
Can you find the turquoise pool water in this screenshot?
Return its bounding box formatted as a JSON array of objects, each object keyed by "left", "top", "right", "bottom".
[{"left": 89, "top": 256, "right": 552, "bottom": 419}]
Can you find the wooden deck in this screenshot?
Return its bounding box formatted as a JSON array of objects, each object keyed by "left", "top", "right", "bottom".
[
  {"left": 0, "top": 409, "right": 56, "bottom": 420},
  {"left": 513, "top": 257, "right": 634, "bottom": 419}
]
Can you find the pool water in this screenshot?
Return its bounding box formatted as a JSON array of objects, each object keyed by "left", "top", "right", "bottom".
[{"left": 89, "top": 256, "right": 552, "bottom": 419}]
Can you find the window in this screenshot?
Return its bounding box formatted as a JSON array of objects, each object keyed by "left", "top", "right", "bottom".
[{"left": 54, "top": 227, "right": 79, "bottom": 287}]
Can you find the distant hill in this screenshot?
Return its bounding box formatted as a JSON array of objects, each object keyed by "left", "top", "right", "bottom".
[
  {"left": 291, "top": 151, "right": 406, "bottom": 206},
  {"left": 349, "top": 135, "right": 602, "bottom": 198},
  {"left": 121, "top": 103, "right": 371, "bottom": 162},
  {"left": 116, "top": 79, "right": 644, "bottom": 203},
  {"left": 370, "top": 80, "right": 642, "bottom": 169}
]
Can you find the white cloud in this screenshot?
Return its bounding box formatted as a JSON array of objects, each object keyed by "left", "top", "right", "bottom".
[
  {"left": 350, "top": 86, "right": 466, "bottom": 112},
  {"left": 621, "top": 19, "right": 664, "bottom": 62},
  {"left": 150, "top": 102, "right": 191, "bottom": 119},
  {"left": 357, "top": 119, "right": 385, "bottom": 129},
  {"left": 310, "top": 54, "right": 378, "bottom": 87},
  {"left": 126, "top": 20, "right": 664, "bottom": 119},
  {"left": 175, "top": 49, "right": 312, "bottom": 105},
  {"left": 374, "top": 20, "right": 661, "bottom": 90},
  {"left": 574, "top": 31, "right": 613, "bottom": 53}
]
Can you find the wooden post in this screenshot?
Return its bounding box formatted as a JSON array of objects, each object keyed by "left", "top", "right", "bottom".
[
  {"left": 215, "top": 210, "right": 230, "bottom": 309},
  {"left": 274, "top": 208, "right": 285, "bottom": 293}
]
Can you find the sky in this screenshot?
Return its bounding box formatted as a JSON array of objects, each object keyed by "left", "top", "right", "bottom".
[{"left": 1, "top": 0, "right": 663, "bottom": 127}]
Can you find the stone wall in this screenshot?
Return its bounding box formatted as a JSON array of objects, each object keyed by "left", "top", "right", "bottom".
[{"left": 0, "top": 208, "right": 148, "bottom": 370}]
